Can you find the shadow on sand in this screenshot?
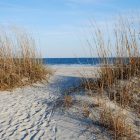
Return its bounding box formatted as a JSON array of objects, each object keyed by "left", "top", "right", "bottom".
[{"left": 36, "top": 75, "right": 111, "bottom": 140}]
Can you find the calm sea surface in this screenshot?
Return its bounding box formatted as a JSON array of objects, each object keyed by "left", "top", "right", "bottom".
[{"left": 43, "top": 58, "right": 119, "bottom": 66}]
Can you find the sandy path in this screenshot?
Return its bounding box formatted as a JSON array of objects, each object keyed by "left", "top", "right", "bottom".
[
  {"left": 51, "top": 65, "right": 100, "bottom": 78},
  {"left": 0, "top": 66, "right": 109, "bottom": 140}
]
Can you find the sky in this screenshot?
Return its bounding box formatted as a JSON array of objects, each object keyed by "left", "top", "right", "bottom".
[{"left": 0, "top": 0, "right": 140, "bottom": 58}]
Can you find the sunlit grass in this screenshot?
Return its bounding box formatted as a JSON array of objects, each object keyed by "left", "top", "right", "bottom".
[{"left": 0, "top": 27, "right": 51, "bottom": 90}]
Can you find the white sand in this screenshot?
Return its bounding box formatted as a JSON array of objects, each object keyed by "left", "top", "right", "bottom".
[
  {"left": 51, "top": 65, "right": 100, "bottom": 78},
  {"left": 0, "top": 65, "right": 109, "bottom": 140}
]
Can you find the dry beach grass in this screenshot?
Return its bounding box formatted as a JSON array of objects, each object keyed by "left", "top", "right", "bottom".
[
  {"left": 80, "top": 17, "right": 140, "bottom": 139},
  {"left": 0, "top": 27, "right": 51, "bottom": 90}
]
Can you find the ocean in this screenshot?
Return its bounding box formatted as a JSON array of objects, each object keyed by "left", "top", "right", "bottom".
[{"left": 43, "top": 58, "right": 118, "bottom": 66}]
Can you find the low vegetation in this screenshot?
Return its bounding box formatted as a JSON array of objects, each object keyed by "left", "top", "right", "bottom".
[
  {"left": 81, "top": 17, "right": 140, "bottom": 139},
  {"left": 64, "top": 95, "right": 73, "bottom": 108},
  {"left": 0, "top": 27, "right": 51, "bottom": 90},
  {"left": 99, "top": 106, "right": 135, "bottom": 139}
]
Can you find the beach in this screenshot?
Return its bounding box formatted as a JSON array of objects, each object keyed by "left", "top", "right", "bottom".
[
  {"left": 1, "top": 65, "right": 139, "bottom": 140},
  {"left": 1, "top": 1, "right": 140, "bottom": 139},
  {"left": 0, "top": 65, "right": 109, "bottom": 140}
]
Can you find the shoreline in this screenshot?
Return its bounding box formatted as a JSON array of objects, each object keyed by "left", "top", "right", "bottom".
[{"left": 48, "top": 64, "right": 100, "bottom": 78}]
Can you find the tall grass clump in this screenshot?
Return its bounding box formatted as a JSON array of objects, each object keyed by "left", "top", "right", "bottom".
[
  {"left": 99, "top": 106, "right": 136, "bottom": 140},
  {"left": 83, "top": 16, "right": 140, "bottom": 108},
  {"left": 0, "top": 27, "right": 50, "bottom": 90},
  {"left": 81, "top": 16, "right": 140, "bottom": 139}
]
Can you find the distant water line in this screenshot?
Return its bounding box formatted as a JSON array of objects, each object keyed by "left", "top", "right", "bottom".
[{"left": 42, "top": 57, "right": 130, "bottom": 66}]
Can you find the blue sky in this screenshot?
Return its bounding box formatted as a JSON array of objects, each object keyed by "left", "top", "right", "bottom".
[{"left": 0, "top": 0, "right": 140, "bottom": 57}]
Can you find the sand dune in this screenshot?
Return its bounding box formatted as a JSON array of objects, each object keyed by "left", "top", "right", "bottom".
[{"left": 0, "top": 66, "right": 109, "bottom": 140}]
